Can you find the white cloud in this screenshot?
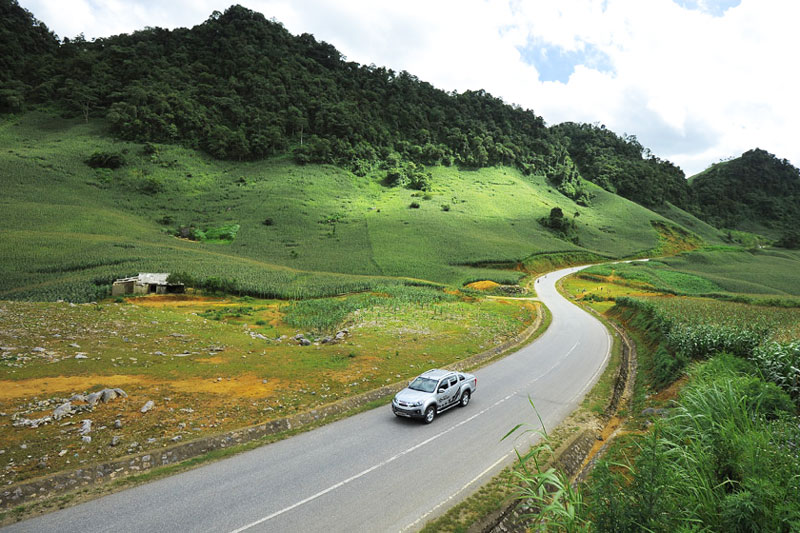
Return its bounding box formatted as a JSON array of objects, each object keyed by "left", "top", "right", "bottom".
[{"left": 18, "top": 0, "right": 800, "bottom": 176}]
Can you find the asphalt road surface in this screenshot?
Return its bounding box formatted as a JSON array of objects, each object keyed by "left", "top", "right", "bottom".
[{"left": 4, "top": 265, "right": 611, "bottom": 533}]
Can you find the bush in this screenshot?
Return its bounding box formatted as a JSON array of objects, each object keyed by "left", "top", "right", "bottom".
[
  {"left": 85, "top": 150, "right": 125, "bottom": 169},
  {"left": 409, "top": 201, "right": 420, "bottom": 209},
  {"left": 140, "top": 175, "right": 164, "bottom": 195}
]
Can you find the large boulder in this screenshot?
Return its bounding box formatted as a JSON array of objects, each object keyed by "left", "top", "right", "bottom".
[{"left": 52, "top": 402, "right": 73, "bottom": 420}]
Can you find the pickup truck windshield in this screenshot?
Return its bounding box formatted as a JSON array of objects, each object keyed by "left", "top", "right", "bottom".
[{"left": 408, "top": 377, "right": 437, "bottom": 393}]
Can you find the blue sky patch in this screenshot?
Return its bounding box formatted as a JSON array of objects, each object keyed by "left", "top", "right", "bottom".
[
  {"left": 518, "top": 41, "right": 614, "bottom": 83},
  {"left": 672, "top": 0, "right": 741, "bottom": 17}
]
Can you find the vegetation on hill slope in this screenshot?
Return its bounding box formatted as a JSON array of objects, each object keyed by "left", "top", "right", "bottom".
[
  {"left": 552, "top": 122, "right": 691, "bottom": 210},
  {"left": 2, "top": 0, "right": 686, "bottom": 209},
  {"left": 0, "top": 113, "right": 698, "bottom": 302},
  {"left": 688, "top": 148, "right": 800, "bottom": 242}
]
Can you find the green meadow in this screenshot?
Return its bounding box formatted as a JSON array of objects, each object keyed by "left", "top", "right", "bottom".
[{"left": 1, "top": 112, "right": 714, "bottom": 302}]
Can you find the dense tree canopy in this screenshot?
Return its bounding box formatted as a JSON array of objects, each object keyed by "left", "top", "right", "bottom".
[
  {"left": 689, "top": 148, "right": 800, "bottom": 234},
  {"left": 1, "top": 2, "right": 569, "bottom": 177},
  {"left": 13, "top": 0, "right": 796, "bottom": 234},
  {"left": 0, "top": 0, "right": 59, "bottom": 112},
  {"left": 552, "top": 122, "right": 691, "bottom": 209}
]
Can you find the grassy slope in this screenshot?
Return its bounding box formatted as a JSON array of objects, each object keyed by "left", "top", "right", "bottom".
[
  {"left": 659, "top": 247, "right": 800, "bottom": 296},
  {"left": 2, "top": 112, "right": 694, "bottom": 301}
]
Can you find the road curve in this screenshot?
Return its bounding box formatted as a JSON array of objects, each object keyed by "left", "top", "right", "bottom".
[{"left": 3, "top": 266, "right": 610, "bottom": 533}]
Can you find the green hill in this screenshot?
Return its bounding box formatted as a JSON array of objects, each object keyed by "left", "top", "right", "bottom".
[
  {"left": 552, "top": 122, "right": 691, "bottom": 210},
  {"left": 0, "top": 112, "right": 702, "bottom": 302},
  {"left": 688, "top": 148, "right": 800, "bottom": 243}
]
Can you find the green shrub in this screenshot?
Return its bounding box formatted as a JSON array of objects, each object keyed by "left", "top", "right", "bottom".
[{"left": 85, "top": 150, "right": 125, "bottom": 169}]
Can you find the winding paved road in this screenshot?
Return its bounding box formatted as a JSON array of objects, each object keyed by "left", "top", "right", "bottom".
[{"left": 3, "top": 266, "right": 610, "bottom": 533}]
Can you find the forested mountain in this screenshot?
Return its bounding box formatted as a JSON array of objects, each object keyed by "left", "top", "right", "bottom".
[
  {"left": 2, "top": 1, "right": 679, "bottom": 205},
  {"left": 1, "top": 3, "right": 558, "bottom": 173},
  {"left": 552, "top": 122, "right": 691, "bottom": 209},
  {"left": 0, "top": 0, "right": 58, "bottom": 110},
  {"left": 688, "top": 149, "right": 800, "bottom": 245},
  {"left": 8, "top": 0, "right": 796, "bottom": 242}
]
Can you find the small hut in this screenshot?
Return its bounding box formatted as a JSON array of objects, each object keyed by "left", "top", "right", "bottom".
[{"left": 112, "top": 273, "right": 184, "bottom": 296}]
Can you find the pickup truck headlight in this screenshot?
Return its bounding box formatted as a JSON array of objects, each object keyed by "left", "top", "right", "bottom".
[{"left": 408, "top": 401, "right": 423, "bottom": 407}]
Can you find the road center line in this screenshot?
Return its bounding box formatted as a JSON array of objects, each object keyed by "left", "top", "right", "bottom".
[
  {"left": 228, "top": 394, "right": 516, "bottom": 533},
  {"left": 230, "top": 308, "right": 594, "bottom": 532}
]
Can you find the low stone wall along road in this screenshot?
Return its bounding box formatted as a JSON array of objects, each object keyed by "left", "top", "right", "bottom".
[{"left": 3, "top": 266, "right": 611, "bottom": 533}]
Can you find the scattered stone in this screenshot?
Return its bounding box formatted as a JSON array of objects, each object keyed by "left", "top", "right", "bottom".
[
  {"left": 320, "top": 336, "right": 333, "bottom": 344},
  {"left": 20, "top": 444, "right": 27, "bottom": 449},
  {"left": 154, "top": 351, "right": 165, "bottom": 356},
  {"left": 37, "top": 458, "right": 47, "bottom": 469},
  {"left": 110, "top": 436, "right": 121, "bottom": 447},
  {"left": 0, "top": 346, "right": 16, "bottom": 351},
  {"left": 334, "top": 330, "right": 348, "bottom": 340},
  {"left": 86, "top": 392, "right": 101, "bottom": 406},
  {"left": 14, "top": 416, "right": 52, "bottom": 429},
  {"left": 299, "top": 338, "right": 311, "bottom": 346},
  {"left": 100, "top": 389, "right": 119, "bottom": 403},
  {"left": 113, "top": 388, "right": 128, "bottom": 398},
  {"left": 140, "top": 400, "right": 154, "bottom": 413},
  {"left": 58, "top": 449, "right": 67, "bottom": 457},
  {"left": 81, "top": 436, "right": 92, "bottom": 444},
  {"left": 69, "top": 343, "right": 80, "bottom": 348},
  {"left": 74, "top": 353, "right": 88, "bottom": 359},
  {"left": 641, "top": 408, "right": 669, "bottom": 418},
  {"left": 114, "top": 419, "right": 122, "bottom": 429},
  {"left": 70, "top": 393, "right": 86, "bottom": 403},
  {"left": 32, "top": 347, "right": 46, "bottom": 353},
  {"left": 171, "top": 435, "right": 182, "bottom": 442},
  {"left": 262, "top": 379, "right": 268, "bottom": 384},
  {"left": 79, "top": 419, "right": 92, "bottom": 435},
  {"left": 169, "top": 333, "right": 188, "bottom": 337},
  {"left": 53, "top": 402, "right": 72, "bottom": 420},
  {"left": 146, "top": 438, "right": 157, "bottom": 444}
]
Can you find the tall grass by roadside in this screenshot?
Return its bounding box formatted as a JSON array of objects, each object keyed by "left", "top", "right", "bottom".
[
  {"left": 281, "top": 285, "right": 458, "bottom": 332},
  {"left": 503, "top": 400, "right": 589, "bottom": 533},
  {"left": 584, "top": 355, "right": 800, "bottom": 531}
]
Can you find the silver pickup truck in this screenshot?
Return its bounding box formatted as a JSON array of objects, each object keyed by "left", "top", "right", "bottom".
[{"left": 391, "top": 368, "right": 477, "bottom": 423}]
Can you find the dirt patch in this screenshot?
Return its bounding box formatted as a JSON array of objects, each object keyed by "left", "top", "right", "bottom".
[
  {"left": 196, "top": 355, "right": 225, "bottom": 364},
  {"left": 651, "top": 375, "right": 688, "bottom": 403},
  {"left": 126, "top": 294, "right": 224, "bottom": 307},
  {"left": 0, "top": 374, "right": 282, "bottom": 401},
  {"left": 168, "top": 375, "right": 282, "bottom": 398},
  {"left": 0, "top": 375, "right": 143, "bottom": 401},
  {"left": 466, "top": 280, "right": 501, "bottom": 291}
]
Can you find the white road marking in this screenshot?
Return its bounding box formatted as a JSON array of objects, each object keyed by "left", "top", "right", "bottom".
[
  {"left": 400, "top": 453, "right": 510, "bottom": 532},
  {"left": 229, "top": 272, "right": 610, "bottom": 533},
  {"left": 228, "top": 394, "right": 516, "bottom": 533}
]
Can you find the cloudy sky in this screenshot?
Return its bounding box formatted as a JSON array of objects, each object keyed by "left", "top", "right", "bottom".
[{"left": 19, "top": 0, "right": 800, "bottom": 176}]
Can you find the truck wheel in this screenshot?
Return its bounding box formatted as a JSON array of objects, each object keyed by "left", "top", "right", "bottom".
[
  {"left": 459, "top": 390, "right": 471, "bottom": 407},
  {"left": 423, "top": 406, "right": 436, "bottom": 424}
]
